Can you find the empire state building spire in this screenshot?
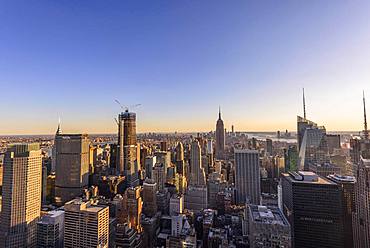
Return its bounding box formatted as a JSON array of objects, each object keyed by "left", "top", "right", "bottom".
[{"left": 219, "top": 106, "right": 222, "bottom": 120}]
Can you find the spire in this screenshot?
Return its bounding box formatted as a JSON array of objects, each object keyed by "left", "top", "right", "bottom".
[
  {"left": 56, "top": 117, "right": 62, "bottom": 135},
  {"left": 363, "top": 90, "right": 368, "bottom": 139},
  {"left": 303, "top": 88, "right": 306, "bottom": 119},
  {"left": 218, "top": 106, "right": 221, "bottom": 120}
]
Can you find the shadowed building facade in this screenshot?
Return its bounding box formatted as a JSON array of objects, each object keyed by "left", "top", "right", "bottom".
[{"left": 54, "top": 134, "right": 90, "bottom": 206}]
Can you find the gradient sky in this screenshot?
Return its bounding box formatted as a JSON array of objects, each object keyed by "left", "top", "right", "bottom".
[{"left": 1, "top": 1, "right": 370, "bottom": 134}]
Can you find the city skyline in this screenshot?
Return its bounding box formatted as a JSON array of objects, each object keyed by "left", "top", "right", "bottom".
[{"left": 2, "top": 1, "right": 370, "bottom": 134}]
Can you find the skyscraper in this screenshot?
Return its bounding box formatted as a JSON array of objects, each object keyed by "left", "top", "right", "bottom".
[
  {"left": 353, "top": 157, "right": 370, "bottom": 248},
  {"left": 175, "top": 142, "right": 185, "bottom": 176},
  {"left": 281, "top": 171, "right": 345, "bottom": 248},
  {"left": 327, "top": 174, "right": 355, "bottom": 248},
  {"left": 297, "top": 91, "right": 329, "bottom": 170},
  {"left": 185, "top": 140, "right": 208, "bottom": 212},
  {"left": 126, "top": 186, "right": 143, "bottom": 232},
  {"left": 54, "top": 133, "right": 90, "bottom": 205},
  {"left": 117, "top": 109, "right": 140, "bottom": 186},
  {"left": 142, "top": 179, "right": 157, "bottom": 217},
  {"left": 189, "top": 140, "right": 206, "bottom": 186},
  {"left": 64, "top": 199, "right": 109, "bottom": 248},
  {"left": 0, "top": 143, "right": 42, "bottom": 247},
  {"left": 235, "top": 149, "right": 261, "bottom": 205},
  {"left": 215, "top": 107, "right": 225, "bottom": 160}
]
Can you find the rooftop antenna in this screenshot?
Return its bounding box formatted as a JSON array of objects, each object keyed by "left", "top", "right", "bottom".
[
  {"left": 363, "top": 90, "right": 369, "bottom": 139},
  {"left": 56, "top": 116, "right": 62, "bottom": 135},
  {"left": 219, "top": 106, "right": 221, "bottom": 119},
  {"left": 303, "top": 88, "right": 306, "bottom": 120}
]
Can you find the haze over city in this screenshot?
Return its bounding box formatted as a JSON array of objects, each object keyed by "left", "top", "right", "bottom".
[{"left": 1, "top": 1, "right": 370, "bottom": 134}]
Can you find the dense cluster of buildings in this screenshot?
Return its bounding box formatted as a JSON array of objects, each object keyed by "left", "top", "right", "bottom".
[{"left": 0, "top": 91, "right": 370, "bottom": 248}]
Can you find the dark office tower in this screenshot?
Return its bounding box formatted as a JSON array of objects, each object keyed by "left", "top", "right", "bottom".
[
  {"left": 235, "top": 149, "right": 261, "bottom": 205},
  {"left": 160, "top": 141, "right": 168, "bottom": 151},
  {"left": 353, "top": 157, "right": 370, "bottom": 248},
  {"left": 215, "top": 107, "right": 225, "bottom": 160},
  {"left": 110, "top": 143, "right": 118, "bottom": 170},
  {"left": 281, "top": 171, "right": 345, "bottom": 248},
  {"left": 327, "top": 174, "right": 355, "bottom": 248},
  {"left": 266, "top": 138, "right": 273, "bottom": 155},
  {"left": 175, "top": 142, "right": 185, "bottom": 176},
  {"left": 117, "top": 110, "right": 137, "bottom": 174},
  {"left": 326, "top": 134, "right": 341, "bottom": 154},
  {"left": 54, "top": 134, "right": 90, "bottom": 206},
  {"left": 0, "top": 143, "right": 42, "bottom": 248}
]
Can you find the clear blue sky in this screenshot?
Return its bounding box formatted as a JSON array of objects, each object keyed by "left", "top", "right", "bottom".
[{"left": 1, "top": 0, "right": 370, "bottom": 134}]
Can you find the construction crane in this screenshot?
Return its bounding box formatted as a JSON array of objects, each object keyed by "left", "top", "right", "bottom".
[{"left": 114, "top": 99, "right": 141, "bottom": 112}]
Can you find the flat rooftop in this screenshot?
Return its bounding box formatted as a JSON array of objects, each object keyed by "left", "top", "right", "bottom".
[
  {"left": 249, "top": 205, "right": 289, "bottom": 226},
  {"left": 282, "top": 171, "right": 336, "bottom": 185}
]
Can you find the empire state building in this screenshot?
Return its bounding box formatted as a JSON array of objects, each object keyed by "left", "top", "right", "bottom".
[{"left": 215, "top": 107, "right": 225, "bottom": 160}]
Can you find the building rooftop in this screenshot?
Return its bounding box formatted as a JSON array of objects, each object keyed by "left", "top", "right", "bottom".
[
  {"left": 282, "top": 171, "right": 335, "bottom": 185},
  {"left": 37, "top": 209, "right": 65, "bottom": 225},
  {"left": 249, "top": 205, "right": 289, "bottom": 226},
  {"left": 327, "top": 174, "right": 355, "bottom": 183},
  {"left": 64, "top": 199, "right": 108, "bottom": 213}
]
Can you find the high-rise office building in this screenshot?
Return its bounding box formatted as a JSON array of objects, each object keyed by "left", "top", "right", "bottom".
[
  {"left": 115, "top": 223, "right": 143, "bottom": 248},
  {"left": 297, "top": 89, "right": 329, "bottom": 169},
  {"left": 266, "top": 138, "right": 273, "bottom": 155},
  {"left": 281, "top": 171, "right": 345, "bottom": 248},
  {"left": 64, "top": 199, "right": 109, "bottom": 248},
  {"left": 37, "top": 209, "right": 65, "bottom": 248},
  {"left": 153, "top": 162, "right": 166, "bottom": 192},
  {"left": 54, "top": 133, "right": 90, "bottom": 205},
  {"left": 144, "top": 156, "right": 156, "bottom": 179},
  {"left": 175, "top": 142, "right": 185, "bottom": 176},
  {"left": 185, "top": 140, "right": 208, "bottom": 212},
  {"left": 123, "top": 144, "right": 140, "bottom": 187},
  {"left": 126, "top": 186, "right": 143, "bottom": 232},
  {"left": 327, "top": 174, "right": 355, "bottom": 248},
  {"left": 235, "top": 149, "right": 261, "bottom": 205},
  {"left": 0, "top": 143, "right": 42, "bottom": 248},
  {"left": 248, "top": 205, "right": 291, "bottom": 248},
  {"left": 143, "top": 179, "right": 157, "bottom": 217},
  {"left": 215, "top": 107, "right": 225, "bottom": 160},
  {"left": 169, "top": 194, "right": 184, "bottom": 216},
  {"left": 189, "top": 140, "right": 206, "bottom": 186},
  {"left": 326, "top": 134, "right": 341, "bottom": 154},
  {"left": 117, "top": 110, "right": 140, "bottom": 187},
  {"left": 353, "top": 157, "right": 370, "bottom": 248}
]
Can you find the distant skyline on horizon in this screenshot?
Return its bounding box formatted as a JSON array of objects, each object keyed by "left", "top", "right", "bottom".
[{"left": 1, "top": 1, "right": 370, "bottom": 134}]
